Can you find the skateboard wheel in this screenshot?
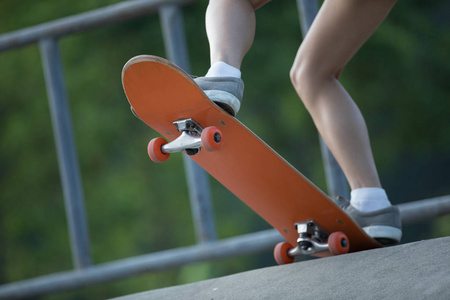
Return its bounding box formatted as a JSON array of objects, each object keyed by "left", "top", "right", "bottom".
[
  {"left": 328, "top": 232, "right": 350, "bottom": 255},
  {"left": 274, "top": 242, "right": 295, "bottom": 265},
  {"left": 148, "top": 137, "right": 170, "bottom": 163},
  {"left": 201, "top": 126, "right": 223, "bottom": 152}
]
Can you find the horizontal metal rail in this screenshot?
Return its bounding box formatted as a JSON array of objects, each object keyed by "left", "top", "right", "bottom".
[
  {"left": 1, "top": 196, "right": 449, "bottom": 299},
  {"left": 0, "top": 0, "right": 197, "bottom": 52},
  {"left": 0, "top": 230, "right": 284, "bottom": 299},
  {"left": 399, "top": 195, "right": 450, "bottom": 225}
]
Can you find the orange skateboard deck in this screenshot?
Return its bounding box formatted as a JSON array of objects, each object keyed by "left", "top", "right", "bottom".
[{"left": 122, "top": 55, "right": 381, "bottom": 263}]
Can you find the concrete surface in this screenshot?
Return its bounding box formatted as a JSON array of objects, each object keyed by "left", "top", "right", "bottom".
[{"left": 113, "top": 237, "right": 450, "bottom": 300}]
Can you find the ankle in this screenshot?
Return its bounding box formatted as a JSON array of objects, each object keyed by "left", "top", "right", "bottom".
[
  {"left": 206, "top": 61, "right": 241, "bottom": 78},
  {"left": 350, "top": 187, "right": 391, "bottom": 212}
]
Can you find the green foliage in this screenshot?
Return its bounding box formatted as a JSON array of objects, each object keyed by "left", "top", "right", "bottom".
[{"left": 1, "top": 0, "right": 449, "bottom": 299}]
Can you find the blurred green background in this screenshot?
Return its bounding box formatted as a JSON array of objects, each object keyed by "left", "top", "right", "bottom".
[{"left": 1, "top": 0, "right": 449, "bottom": 299}]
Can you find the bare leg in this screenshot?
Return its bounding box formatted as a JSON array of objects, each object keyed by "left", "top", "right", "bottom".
[
  {"left": 206, "top": 0, "right": 270, "bottom": 69},
  {"left": 202, "top": 0, "right": 402, "bottom": 240},
  {"left": 290, "top": 0, "right": 397, "bottom": 190}
]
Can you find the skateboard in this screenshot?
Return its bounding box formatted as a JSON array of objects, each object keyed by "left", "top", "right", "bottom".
[{"left": 122, "top": 55, "right": 382, "bottom": 264}]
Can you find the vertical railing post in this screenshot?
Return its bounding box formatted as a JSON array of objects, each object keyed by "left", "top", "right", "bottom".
[
  {"left": 39, "top": 37, "right": 91, "bottom": 269},
  {"left": 159, "top": 4, "right": 218, "bottom": 243},
  {"left": 296, "top": 0, "right": 349, "bottom": 200}
]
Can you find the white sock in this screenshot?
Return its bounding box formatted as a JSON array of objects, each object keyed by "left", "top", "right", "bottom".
[
  {"left": 350, "top": 188, "right": 391, "bottom": 212},
  {"left": 205, "top": 61, "right": 241, "bottom": 78}
]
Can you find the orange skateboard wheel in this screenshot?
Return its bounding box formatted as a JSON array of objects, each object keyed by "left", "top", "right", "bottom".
[
  {"left": 201, "top": 126, "right": 223, "bottom": 152},
  {"left": 328, "top": 232, "right": 350, "bottom": 255},
  {"left": 274, "top": 242, "right": 295, "bottom": 265},
  {"left": 148, "top": 137, "right": 170, "bottom": 163}
]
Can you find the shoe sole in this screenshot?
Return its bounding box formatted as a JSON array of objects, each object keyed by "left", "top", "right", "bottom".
[
  {"left": 363, "top": 225, "right": 402, "bottom": 245},
  {"left": 204, "top": 90, "right": 241, "bottom": 116}
]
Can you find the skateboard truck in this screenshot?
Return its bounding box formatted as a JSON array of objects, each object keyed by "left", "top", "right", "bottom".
[
  {"left": 274, "top": 220, "right": 350, "bottom": 265},
  {"left": 147, "top": 118, "right": 224, "bottom": 162},
  {"left": 162, "top": 119, "right": 204, "bottom": 155},
  {"left": 290, "top": 221, "right": 330, "bottom": 255}
]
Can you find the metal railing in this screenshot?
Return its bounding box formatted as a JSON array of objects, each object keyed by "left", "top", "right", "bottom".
[{"left": 1, "top": 0, "right": 449, "bottom": 299}]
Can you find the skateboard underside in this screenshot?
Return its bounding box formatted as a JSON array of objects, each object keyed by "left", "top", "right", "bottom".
[{"left": 122, "top": 55, "right": 381, "bottom": 262}]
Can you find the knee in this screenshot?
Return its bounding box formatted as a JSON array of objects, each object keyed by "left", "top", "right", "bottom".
[
  {"left": 289, "top": 62, "right": 315, "bottom": 102},
  {"left": 290, "top": 60, "right": 342, "bottom": 108}
]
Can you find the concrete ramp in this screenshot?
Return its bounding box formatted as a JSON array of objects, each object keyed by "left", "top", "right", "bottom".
[{"left": 113, "top": 237, "right": 450, "bottom": 299}]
